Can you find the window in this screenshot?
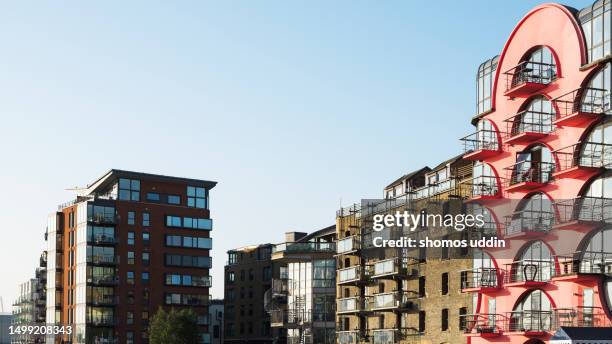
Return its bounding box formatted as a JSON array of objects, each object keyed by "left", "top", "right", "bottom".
[
  {"left": 313, "top": 259, "right": 335, "bottom": 288},
  {"left": 580, "top": 2, "right": 612, "bottom": 62},
  {"left": 127, "top": 311, "right": 134, "bottom": 325},
  {"left": 168, "top": 195, "right": 181, "bottom": 205},
  {"left": 126, "top": 331, "right": 134, "bottom": 344},
  {"left": 142, "top": 212, "right": 150, "bottom": 226},
  {"left": 187, "top": 186, "right": 207, "bottom": 208},
  {"left": 441, "top": 308, "right": 449, "bottom": 331},
  {"left": 142, "top": 252, "right": 150, "bottom": 266},
  {"left": 441, "top": 272, "right": 449, "bottom": 295},
  {"left": 127, "top": 271, "right": 134, "bottom": 284},
  {"left": 165, "top": 254, "right": 212, "bottom": 268},
  {"left": 119, "top": 178, "right": 140, "bottom": 201},
  {"left": 165, "top": 235, "right": 212, "bottom": 249},
  {"left": 476, "top": 56, "right": 498, "bottom": 115},
  {"left": 248, "top": 269, "right": 254, "bottom": 281},
  {"left": 459, "top": 307, "right": 468, "bottom": 330},
  {"left": 262, "top": 267, "right": 271, "bottom": 281},
  {"left": 127, "top": 211, "right": 135, "bottom": 225},
  {"left": 128, "top": 232, "right": 135, "bottom": 245},
  {"left": 127, "top": 291, "right": 134, "bottom": 304},
  {"left": 419, "top": 311, "right": 426, "bottom": 332},
  {"left": 142, "top": 272, "right": 150, "bottom": 284},
  {"left": 166, "top": 216, "right": 182, "bottom": 227},
  {"left": 165, "top": 273, "right": 211, "bottom": 287},
  {"left": 146, "top": 192, "right": 160, "bottom": 201},
  {"left": 127, "top": 252, "right": 135, "bottom": 265},
  {"left": 164, "top": 293, "right": 208, "bottom": 306},
  {"left": 228, "top": 252, "right": 238, "bottom": 265},
  {"left": 142, "top": 311, "right": 149, "bottom": 322},
  {"left": 419, "top": 277, "right": 426, "bottom": 297},
  {"left": 166, "top": 215, "right": 212, "bottom": 230},
  {"left": 142, "top": 232, "right": 150, "bottom": 245},
  {"left": 229, "top": 271, "right": 235, "bottom": 283}
]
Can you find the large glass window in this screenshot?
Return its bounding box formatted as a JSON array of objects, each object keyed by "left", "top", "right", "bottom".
[
  {"left": 472, "top": 162, "right": 498, "bottom": 197},
  {"left": 510, "top": 289, "right": 552, "bottom": 332},
  {"left": 580, "top": 0, "right": 612, "bottom": 62},
  {"left": 476, "top": 56, "right": 499, "bottom": 115},
  {"left": 187, "top": 186, "right": 207, "bottom": 209},
  {"left": 511, "top": 145, "right": 555, "bottom": 185},
  {"left": 313, "top": 259, "right": 335, "bottom": 288},
  {"left": 513, "top": 96, "right": 554, "bottom": 135},
  {"left": 118, "top": 178, "right": 140, "bottom": 201}
]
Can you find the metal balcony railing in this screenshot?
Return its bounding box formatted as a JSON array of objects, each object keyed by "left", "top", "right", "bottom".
[
  {"left": 556, "top": 252, "right": 612, "bottom": 276},
  {"left": 505, "top": 160, "right": 555, "bottom": 186},
  {"left": 552, "top": 87, "right": 609, "bottom": 119},
  {"left": 505, "top": 110, "right": 554, "bottom": 139},
  {"left": 555, "top": 197, "right": 612, "bottom": 224},
  {"left": 456, "top": 176, "right": 499, "bottom": 199},
  {"left": 337, "top": 236, "right": 361, "bottom": 254},
  {"left": 504, "top": 260, "right": 555, "bottom": 283},
  {"left": 272, "top": 241, "right": 335, "bottom": 254},
  {"left": 461, "top": 130, "right": 499, "bottom": 153},
  {"left": 504, "top": 61, "right": 556, "bottom": 91},
  {"left": 553, "top": 307, "right": 611, "bottom": 328},
  {"left": 508, "top": 310, "right": 553, "bottom": 332},
  {"left": 554, "top": 142, "right": 612, "bottom": 172},
  {"left": 505, "top": 209, "right": 554, "bottom": 236},
  {"left": 88, "top": 213, "right": 116, "bottom": 225},
  {"left": 460, "top": 268, "right": 499, "bottom": 290},
  {"left": 462, "top": 313, "right": 506, "bottom": 335}
]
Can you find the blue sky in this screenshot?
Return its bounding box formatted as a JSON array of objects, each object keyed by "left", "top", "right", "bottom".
[{"left": 0, "top": 0, "right": 588, "bottom": 303}]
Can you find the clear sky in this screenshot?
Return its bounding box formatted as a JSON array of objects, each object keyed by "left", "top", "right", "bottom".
[{"left": 0, "top": 0, "right": 588, "bottom": 305}]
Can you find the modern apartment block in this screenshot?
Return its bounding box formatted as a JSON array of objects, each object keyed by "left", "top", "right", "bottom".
[
  {"left": 458, "top": 1, "right": 612, "bottom": 343},
  {"left": 46, "top": 169, "right": 216, "bottom": 344},
  {"left": 335, "top": 156, "right": 474, "bottom": 344},
  {"left": 1, "top": 312, "right": 12, "bottom": 344},
  {"left": 12, "top": 251, "right": 47, "bottom": 344},
  {"left": 224, "top": 243, "right": 278, "bottom": 343},
  {"left": 268, "top": 227, "right": 337, "bottom": 344}
]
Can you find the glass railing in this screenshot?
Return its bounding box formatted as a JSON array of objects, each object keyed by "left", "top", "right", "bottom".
[
  {"left": 337, "top": 266, "right": 362, "bottom": 283},
  {"left": 337, "top": 297, "right": 362, "bottom": 313},
  {"left": 337, "top": 236, "right": 360, "bottom": 254},
  {"left": 337, "top": 331, "right": 359, "bottom": 344},
  {"left": 371, "top": 329, "right": 396, "bottom": 344},
  {"left": 272, "top": 241, "right": 335, "bottom": 254}
]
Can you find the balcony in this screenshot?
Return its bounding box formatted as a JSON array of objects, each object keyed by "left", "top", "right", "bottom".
[
  {"left": 270, "top": 309, "right": 311, "bottom": 328},
  {"left": 459, "top": 176, "right": 500, "bottom": 202},
  {"left": 508, "top": 310, "right": 553, "bottom": 336},
  {"left": 369, "top": 257, "right": 419, "bottom": 279},
  {"left": 272, "top": 241, "right": 335, "bottom": 255},
  {"left": 87, "top": 255, "right": 117, "bottom": 266},
  {"left": 88, "top": 213, "right": 116, "bottom": 225},
  {"left": 87, "top": 317, "right": 116, "bottom": 327},
  {"left": 337, "top": 297, "right": 364, "bottom": 314},
  {"left": 504, "top": 260, "right": 554, "bottom": 287},
  {"left": 503, "top": 110, "right": 554, "bottom": 145},
  {"left": 553, "top": 307, "right": 612, "bottom": 328},
  {"left": 89, "top": 275, "right": 119, "bottom": 286},
  {"left": 554, "top": 197, "right": 612, "bottom": 230},
  {"left": 366, "top": 291, "right": 416, "bottom": 312},
  {"left": 337, "top": 266, "right": 366, "bottom": 285},
  {"left": 461, "top": 130, "right": 500, "bottom": 161},
  {"left": 504, "top": 209, "right": 554, "bottom": 239},
  {"left": 88, "top": 234, "right": 118, "bottom": 246},
  {"left": 504, "top": 161, "right": 555, "bottom": 192},
  {"left": 460, "top": 268, "right": 499, "bottom": 292},
  {"left": 271, "top": 278, "right": 287, "bottom": 298},
  {"left": 554, "top": 252, "right": 612, "bottom": 281},
  {"left": 88, "top": 295, "right": 118, "bottom": 307},
  {"left": 503, "top": 61, "right": 556, "bottom": 97},
  {"left": 552, "top": 88, "right": 608, "bottom": 126},
  {"left": 336, "top": 236, "right": 360, "bottom": 255},
  {"left": 462, "top": 313, "right": 505, "bottom": 337},
  {"left": 553, "top": 142, "right": 610, "bottom": 179},
  {"left": 337, "top": 330, "right": 360, "bottom": 344}
]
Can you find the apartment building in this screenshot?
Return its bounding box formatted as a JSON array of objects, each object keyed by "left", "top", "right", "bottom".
[
  {"left": 335, "top": 156, "right": 474, "bottom": 344},
  {"left": 12, "top": 251, "right": 47, "bottom": 344},
  {"left": 208, "top": 299, "right": 224, "bottom": 344},
  {"left": 458, "top": 1, "right": 612, "bottom": 343},
  {"left": 46, "top": 169, "right": 216, "bottom": 344},
  {"left": 0, "top": 312, "right": 12, "bottom": 344},
  {"left": 268, "top": 227, "right": 337, "bottom": 344},
  {"left": 223, "top": 244, "right": 278, "bottom": 343}
]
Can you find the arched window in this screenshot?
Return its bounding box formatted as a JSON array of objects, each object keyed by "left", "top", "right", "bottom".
[
  {"left": 467, "top": 249, "right": 497, "bottom": 289},
  {"left": 579, "top": 1, "right": 612, "bottom": 63},
  {"left": 510, "top": 289, "right": 553, "bottom": 332},
  {"left": 581, "top": 120, "right": 612, "bottom": 168},
  {"left": 477, "top": 119, "right": 499, "bottom": 150},
  {"left": 510, "top": 47, "right": 557, "bottom": 88},
  {"left": 473, "top": 162, "right": 498, "bottom": 197},
  {"left": 470, "top": 204, "right": 497, "bottom": 236},
  {"left": 580, "top": 227, "right": 612, "bottom": 273},
  {"left": 510, "top": 145, "right": 555, "bottom": 185},
  {"left": 506, "top": 193, "right": 555, "bottom": 237},
  {"left": 509, "top": 241, "right": 554, "bottom": 283}
]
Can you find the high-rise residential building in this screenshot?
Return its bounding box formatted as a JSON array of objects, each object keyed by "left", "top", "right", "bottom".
[
  {"left": 458, "top": 1, "right": 612, "bottom": 343},
  {"left": 208, "top": 299, "right": 224, "bottom": 344},
  {"left": 11, "top": 252, "right": 47, "bottom": 344},
  {"left": 46, "top": 169, "right": 216, "bottom": 344},
  {"left": 268, "top": 227, "right": 337, "bottom": 344},
  {"left": 223, "top": 244, "right": 278, "bottom": 343},
  {"left": 335, "top": 155, "right": 474, "bottom": 344}
]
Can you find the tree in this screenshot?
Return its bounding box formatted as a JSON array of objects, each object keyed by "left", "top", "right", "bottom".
[{"left": 149, "top": 307, "right": 200, "bottom": 344}]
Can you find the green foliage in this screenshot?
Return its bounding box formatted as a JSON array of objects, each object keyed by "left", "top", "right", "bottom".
[{"left": 149, "top": 307, "right": 200, "bottom": 344}]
